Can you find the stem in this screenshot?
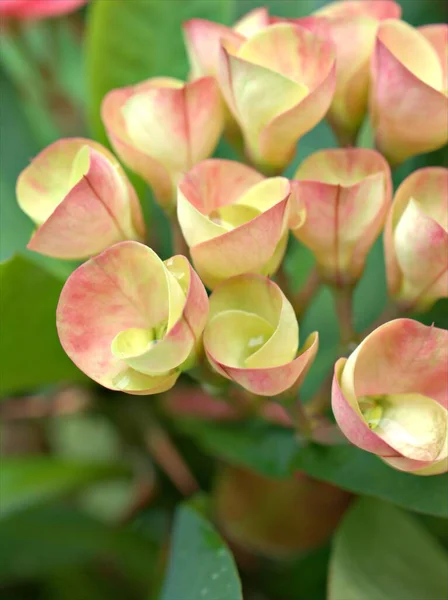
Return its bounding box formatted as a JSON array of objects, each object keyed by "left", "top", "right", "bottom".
[
  {"left": 279, "top": 393, "right": 313, "bottom": 438},
  {"left": 170, "top": 215, "right": 189, "bottom": 257},
  {"left": 362, "top": 302, "right": 400, "bottom": 337},
  {"left": 145, "top": 419, "right": 199, "bottom": 497},
  {"left": 276, "top": 265, "right": 321, "bottom": 319},
  {"left": 306, "top": 372, "right": 333, "bottom": 417},
  {"left": 332, "top": 285, "right": 357, "bottom": 348}
]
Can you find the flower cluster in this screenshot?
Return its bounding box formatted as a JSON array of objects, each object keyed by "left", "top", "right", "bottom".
[{"left": 16, "top": 1, "right": 448, "bottom": 476}]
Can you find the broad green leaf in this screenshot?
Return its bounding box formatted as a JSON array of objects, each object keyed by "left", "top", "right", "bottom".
[
  {"left": 86, "top": 0, "right": 234, "bottom": 143},
  {"left": 174, "top": 418, "right": 298, "bottom": 478},
  {"left": 329, "top": 498, "right": 448, "bottom": 600},
  {"left": 175, "top": 417, "right": 448, "bottom": 517},
  {"left": 0, "top": 505, "right": 157, "bottom": 585},
  {"left": 161, "top": 503, "right": 242, "bottom": 600},
  {"left": 0, "top": 457, "right": 129, "bottom": 518},
  {"left": 0, "top": 254, "right": 85, "bottom": 395},
  {"left": 295, "top": 443, "right": 448, "bottom": 519}
]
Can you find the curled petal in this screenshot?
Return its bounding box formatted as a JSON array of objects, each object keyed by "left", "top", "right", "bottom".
[
  {"left": 332, "top": 359, "right": 396, "bottom": 456},
  {"left": 204, "top": 275, "right": 318, "bottom": 396},
  {"left": 384, "top": 167, "right": 448, "bottom": 311},
  {"left": 183, "top": 19, "right": 245, "bottom": 79},
  {"left": 418, "top": 24, "right": 448, "bottom": 84},
  {"left": 17, "top": 138, "right": 145, "bottom": 259},
  {"left": 291, "top": 148, "right": 391, "bottom": 284},
  {"left": 57, "top": 242, "right": 208, "bottom": 395},
  {"left": 102, "top": 77, "right": 223, "bottom": 210},
  {"left": 333, "top": 319, "right": 448, "bottom": 474},
  {"left": 177, "top": 160, "right": 290, "bottom": 288},
  {"left": 233, "top": 7, "right": 270, "bottom": 37},
  {"left": 218, "top": 24, "right": 336, "bottom": 172},
  {"left": 371, "top": 20, "right": 448, "bottom": 165}
]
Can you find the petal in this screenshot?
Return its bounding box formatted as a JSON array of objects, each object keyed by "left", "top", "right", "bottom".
[
  {"left": 233, "top": 7, "right": 270, "bottom": 37},
  {"left": 392, "top": 199, "right": 448, "bottom": 310},
  {"left": 56, "top": 242, "right": 198, "bottom": 394},
  {"left": 377, "top": 19, "right": 444, "bottom": 89},
  {"left": 165, "top": 254, "right": 210, "bottom": 340},
  {"left": 360, "top": 392, "right": 448, "bottom": 462},
  {"left": 190, "top": 194, "right": 289, "bottom": 288},
  {"left": 332, "top": 359, "right": 397, "bottom": 456},
  {"left": 102, "top": 85, "right": 174, "bottom": 208},
  {"left": 17, "top": 140, "right": 145, "bottom": 259},
  {"left": 346, "top": 319, "right": 448, "bottom": 407},
  {"left": 178, "top": 158, "right": 264, "bottom": 214},
  {"left": 324, "top": 17, "right": 379, "bottom": 144},
  {"left": 182, "top": 19, "right": 244, "bottom": 78},
  {"left": 205, "top": 274, "right": 298, "bottom": 369},
  {"left": 219, "top": 46, "right": 308, "bottom": 170},
  {"left": 371, "top": 22, "right": 448, "bottom": 164},
  {"left": 207, "top": 331, "right": 318, "bottom": 396},
  {"left": 102, "top": 77, "right": 223, "bottom": 209},
  {"left": 292, "top": 149, "right": 391, "bottom": 283},
  {"left": 221, "top": 24, "right": 336, "bottom": 170},
  {"left": 315, "top": 0, "right": 401, "bottom": 19},
  {"left": 418, "top": 24, "right": 448, "bottom": 84},
  {"left": 385, "top": 167, "right": 448, "bottom": 299},
  {"left": 0, "top": 0, "right": 87, "bottom": 19}
]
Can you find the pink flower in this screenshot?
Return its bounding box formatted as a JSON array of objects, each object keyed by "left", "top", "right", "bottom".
[
  {"left": 332, "top": 319, "right": 448, "bottom": 476},
  {"left": 57, "top": 242, "right": 208, "bottom": 395}
]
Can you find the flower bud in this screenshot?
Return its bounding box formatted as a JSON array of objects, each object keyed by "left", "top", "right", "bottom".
[
  {"left": 332, "top": 319, "right": 448, "bottom": 475},
  {"left": 218, "top": 24, "right": 336, "bottom": 173},
  {"left": 0, "top": 0, "right": 87, "bottom": 19},
  {"left": 177, "top": 159, "right": 292, "bottom": 289},
  {"left": 313, "top": 0, "right": 401, "bottom": 146},
  {"left": 384, "top": 167, "right": 448, "bottom": 312},
  {"left": 291, "top": 148, "right": 391, "bottom": 285},
  {"left": 203, "top": 274, "right": 318, "bottom": 396},
  {"left": 101, "top": 77, "right": 223, "bottom": 211},
  {"left": 57, "top": 241, "right": 208, "bottom": 395},
  {"left": 214, "top": 466, "right": 351, "bottom": 558},
  {"left": 370, "top": 20, "right": 448, "bottom": 165},
  {"left": 16, "top": 138, "right": 145, "bottom": 259}
]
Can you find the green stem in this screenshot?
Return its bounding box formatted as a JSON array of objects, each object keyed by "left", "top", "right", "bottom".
[
  {"left": 276, "top": 265, "right": 321, "bottom": 319},
  {"left": 331, "top": 285, "right": 358, "bottom": 349}
]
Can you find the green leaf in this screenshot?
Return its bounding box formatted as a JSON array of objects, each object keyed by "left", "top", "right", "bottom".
[
  {"left": 0, "top": 457, "right": 129, "bottom": 518},
  {"left": 329, "top": 498, "right": 448, "bottom": 600},
  {"left": 0, "top": 505, "right": 157, "bottom": 585},
  {"left": 176, "top": 417, "right": 448, "bottom": 517},
  {"left": 0, "top": 254, "right": 85, "bottom": 395},
  {"left": 174, "top": 418, "right": 298, "bottom": 478},
  {"left": 86, "top": 0, "right": 234, "bottom": 143},
  {"left": 295, "top": 443, "right": 448, "bottom": 519},
  {"left": 161, "top": 503, "right": 242, "bottom": 600}
]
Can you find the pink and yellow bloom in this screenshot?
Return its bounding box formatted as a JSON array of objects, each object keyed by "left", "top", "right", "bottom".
[
  {"left": 384, "top": 167, "right": 448, "bottom": 312},
  {"left": 218, "top": 23, "right": 336, "bottom": 173},
  {"left": 332, "top": 319, "right": 448, "bottom": 476},
  {"left": 57, "top": 241, "right": 208, "bottom": 395},
  {"left": 16, "top": 138, "right": 145, "bottom": 259},
  {"left": 102, "top": 76, "right": 223, "bottom": 211},
  {"left": 177, "top": 159, "right": 292, "bottom": 289},
  {"left": 0, "top": 0, "right": 87, "bottom": 19},
  {"left": 313, "top": 0, "right": 401, "bottom": 145},
  {"left": 203, "top": 274, "right": 318, "bottom": 396},
  {"left": 291, "top": 148, "right": 392, "bottom": 285},
  {"left": 370, "top": 20, "right": 448, "bottom": 165},
  {"left": 183, "top": 8, "right": 270, "bottom": 79}
]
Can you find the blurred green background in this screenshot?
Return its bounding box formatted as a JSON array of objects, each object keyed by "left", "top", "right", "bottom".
[{"left": 1, "top": 1, "right": 447, "bottom": 599}]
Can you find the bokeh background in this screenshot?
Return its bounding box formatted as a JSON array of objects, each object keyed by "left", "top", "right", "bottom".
[{"left": 1, "top": 1, "right": 447, "bottom": 599}]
